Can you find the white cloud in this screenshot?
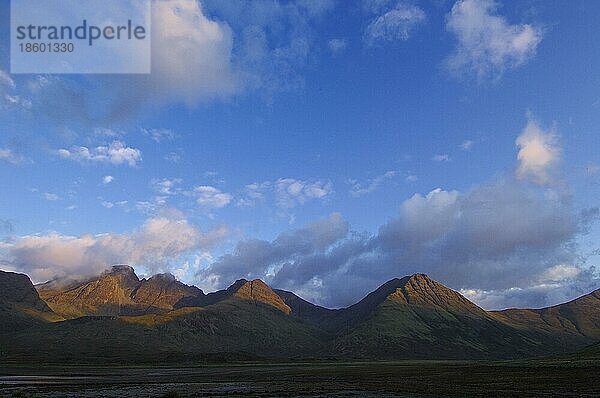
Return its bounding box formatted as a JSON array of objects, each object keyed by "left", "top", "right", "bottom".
[
  {"left": 202, "top": 0, "right": 336, "bottom": 98},
  {"left": 238, "top": 178, "right": 333, "bottom": 209},
  {"left": 43, "top": 193, "right": 60, "bottom": 201},
  {"left": 152, "top": 178, "right": 182, "bottom": 195},
  {"left": 0, "top": 70, "right": 15, "bottom": 89},
  {"left": 237, "top": 182, "right": 271, "bottom": 207},
  {"left": 327, "top": 38, "right": 347, "bottom": 54},
  {"left": 100, "top": 201, "right": 114, "bottom": 209},
  {"left": 432, "top": 154, "right": 451, "bottom": 162},
  {"left": 195, "top": 186, "right": 233, "bottom": 209},
  {"left": 142, "top": 128, "right": 175, "bottom": 143},
  {"left": 57, "top": 141, "right": 142, "bottom": 167},
  {"left": 0, "top": 70, "right": 32, "bottom": 110},
  {"left": 0, "top": 148, "right": 27, "bottom": 164},
  {"left": 11, "top": 1, "right": 337, "bottom": 120},
  {"left": 364, "top": 2, "right": 426, "bottom": 46},
  {"left": 349, "top": 171, "right": 397, "bottom": 197},
  {"left": 94, "top": 128, "right": 125, "bottom": 138},
  {"left": 275, "top": 178, "right": 333, "bottom": 209},
  {"left": 538, "top": 264, "right": 581, "bottom": 284},
  {"left": 164, "top": 151, "right": 182, "bottom": 163},
  {"left": 149, "top": 0, "right": 238, "bottom": 105},
  {"left": 195, "top": 116, "right": 595, "bottom": 309},
  {"left": 102, "top": 175, "right": 114, "bottom": 185},
  {"left": 460, "top": 139, "right": 474, "bottom": 151},
  {"left": 515, "top": 119, "right": 560, "bottom": 185},
  {"left": 446, "top": 0, "right": 543, "bottom": 80},
  {"left": 3, "top": 213, "right": 228, "bottom": 282}
]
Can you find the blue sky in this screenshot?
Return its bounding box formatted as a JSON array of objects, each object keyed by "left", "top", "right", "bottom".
[{"left": 0, "top": 0, "right": 599, "bottom": 309}]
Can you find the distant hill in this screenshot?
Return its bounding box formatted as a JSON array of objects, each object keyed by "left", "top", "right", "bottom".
[
  {"left": 1, "top": 267, "right": 600, "bottom": 364},
  {"left": 175, "top": 278, "right": 291, "bottom": 314},
  {"left": 491, "top": 288, "right": 600, "bottom": 352}
]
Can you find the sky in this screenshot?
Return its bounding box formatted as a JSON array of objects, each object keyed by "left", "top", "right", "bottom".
[{"left": 0, "top": 0, "right": 599, "bottom": 310}]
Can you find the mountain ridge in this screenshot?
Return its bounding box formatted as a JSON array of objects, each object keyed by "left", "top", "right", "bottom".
[
  {"left": 2, "top": 266, "right": 600, "bottom": 363},
  {"left": 37, "top": 265, "right": 204, "bottom": 318}
]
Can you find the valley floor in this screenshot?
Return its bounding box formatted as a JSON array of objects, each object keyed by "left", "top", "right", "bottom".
[{"left": 1, "top": 359, "right": 599, "bottom": 398}]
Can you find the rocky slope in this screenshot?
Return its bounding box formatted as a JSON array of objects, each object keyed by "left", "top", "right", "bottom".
[{"left": 37, "top": 265, "right": 203, "bottom": 318}]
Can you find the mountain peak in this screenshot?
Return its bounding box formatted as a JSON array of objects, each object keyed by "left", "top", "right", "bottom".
[
  {"left": 37, "top": 266, "right": 202, "bottom": 317},
  {"left": 343, "top": 273, "right": 486, "bottom": 320},
  {"left": 230, "top": 279, "right": 291, "bottom": 314},
  {"left": 386, "top": 273, "right": 485, "bottom": 315},
  {"left": 148, "top": 273, "right": 177, "bottom": 281},
  {"left": 108, "top": 264, "right": 136, "bottom": 275}
]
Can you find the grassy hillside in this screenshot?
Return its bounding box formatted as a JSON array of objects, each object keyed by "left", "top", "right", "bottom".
[{"left": 2, "top": 298, "right": 328, "bottom": 364}]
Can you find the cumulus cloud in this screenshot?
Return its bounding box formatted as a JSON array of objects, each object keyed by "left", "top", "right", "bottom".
[
  {"left": 446, "top": 0, "right": 543, "bottom": 80},
  {"left": 515, "top": 119, "right": 560, "bottom": 185},
  {"left": 349, "top": 171, "right": 397, "bottom": 197},
  {"left": 198, "top": 213, "right": 349, "bottom": 291},
  {"left": 102, "top": 175, "right": 114, "bottom": 185},
  {"left": 2, "top": 213, "right": 228, "bottom": 283},
  {"left": 153, "top": 178, "right": 183, "bottom": 195},
  {"left": 195, "top": 186, "right": 233, "bottom": 209},
  {"left": 194, "top": 117, "right": 596, "bottom": 308},
  {"left": 197, "top": 175, "right": 593, "bottom": 309},
  {"left": 57, "top": 141, "right": 142, "bottom": 167},
  {"left": 275, "top": 178, "right": 333, "bottom": 209},
  {"left": 461, "top": 265, "right": 596, "bottom": 310},
  {"left": 364, "top": 2, "right": 426, "bottom": 46},
  {"left": 239, "top": 178, "right": 333, "bottom": 209},
  {"left": 7, "top": 1, "right": 337, "bottom": 121},
  {"left": 143, "top": 0, "right": 238, "bottom": 105}
]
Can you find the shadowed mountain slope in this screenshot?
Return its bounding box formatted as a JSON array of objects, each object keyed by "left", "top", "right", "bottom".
[
  {"left": 0, "top": 270, "right": 61, "bottom": 332},
  {"left": 274, "top": 288, "right": 334, "bottom": 324}
]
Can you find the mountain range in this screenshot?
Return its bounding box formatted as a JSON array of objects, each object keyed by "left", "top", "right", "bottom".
[{"left": 1, "top": 265, "right": 599, "bottom": 364}]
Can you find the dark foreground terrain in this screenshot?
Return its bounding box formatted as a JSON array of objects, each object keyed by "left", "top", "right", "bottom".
[{"left": 1, "top": 359, "right": 599, "bottom": 398}]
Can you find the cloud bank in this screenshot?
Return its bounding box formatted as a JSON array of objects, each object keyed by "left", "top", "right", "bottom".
[
  {"left": 1, "top": 213, "right": 227, "bottom": 283},
  {"left": 57, "top": 141, "right": 142, "bottom": 167}
]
